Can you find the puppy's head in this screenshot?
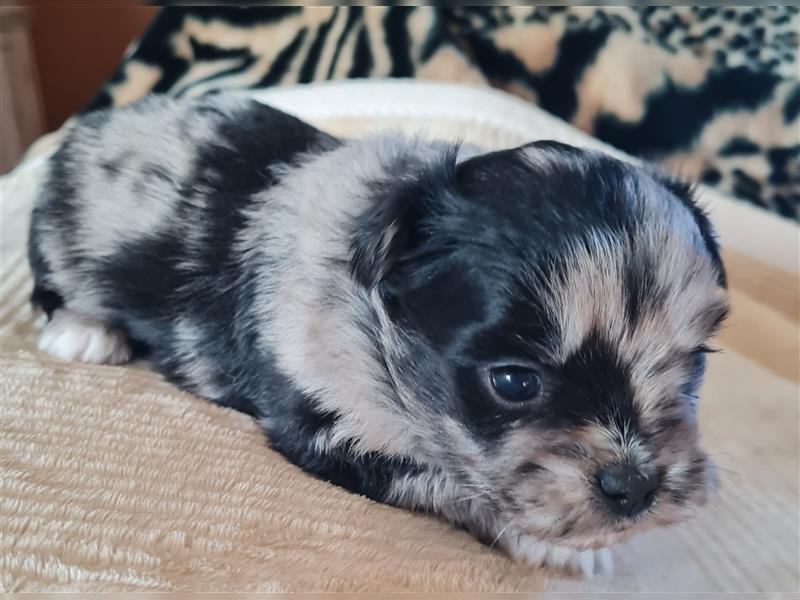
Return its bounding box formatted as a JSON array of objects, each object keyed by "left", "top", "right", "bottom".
[{"left": 351, "top": 140, "right": 729, "bottom": 548}]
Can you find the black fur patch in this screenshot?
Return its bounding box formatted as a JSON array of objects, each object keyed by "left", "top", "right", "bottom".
[
  {"left": 350, "top": 145, "right": 459, "bottom": 290},
  {"left": 391, "top": 264, "right": 487, "bottom": 350},
  {"left": 553, "top": 333, "right": 637, "bottom": 429},
  {"left": 264, "top": 388, "right": 427, "bottom": 502},
  {"left": 516, "top": 461, "right": 545, "bottom": 475},
  {"left": 651, "top": 172, "right": 727, "bottom": 287},
  {"left": 30, "top": 286, "right": 63, "bottom": 319},
  {"left": 28, "top": 119, "right": 105, "bottom": 305},
  {"left": 623, "top": 251, "right": 666, "bottom": 330}
]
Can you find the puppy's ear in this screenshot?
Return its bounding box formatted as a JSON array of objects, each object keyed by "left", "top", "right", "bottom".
[
  {"left": 453, "top": 144, "right": 546, "bottom": 195},
  {"left": 652, "top": 172, "right": 727, "bottom": 288},
  {"left": 350, "top": 146, "right": 460, "bottom": 289}
]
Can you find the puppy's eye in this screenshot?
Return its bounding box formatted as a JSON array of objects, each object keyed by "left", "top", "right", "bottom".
[{"left": 490, "top": 366, "right": 542, "bottom": 403}]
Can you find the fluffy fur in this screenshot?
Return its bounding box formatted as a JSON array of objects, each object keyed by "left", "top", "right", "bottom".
[{"left": 28, "top": 93, "right": 728, "bottom": 577}]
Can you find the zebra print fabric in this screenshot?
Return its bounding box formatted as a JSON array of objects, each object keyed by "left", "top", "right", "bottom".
[{"left": 87, "top": 6, "right": 799, "bottom": 220}]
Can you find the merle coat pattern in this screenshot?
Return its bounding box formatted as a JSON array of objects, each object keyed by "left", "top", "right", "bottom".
[{"left": 29, "top": 94, "right": 729, "bottom": 577}]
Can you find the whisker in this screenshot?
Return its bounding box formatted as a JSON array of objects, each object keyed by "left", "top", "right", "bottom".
[
  {"left": 446, "top": 492, "right": 488, "bottom": 504},
  {"left": 712, "top": 465, "right": 741, "bottom": 480},
  {"left": 489, "top": 520, "right": 514, "bottom": 550},
  {"left": 706, "top": 451, "right": 740, "bottom": 461}
]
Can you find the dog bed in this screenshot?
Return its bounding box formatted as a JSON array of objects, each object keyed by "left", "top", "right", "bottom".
[{"left": 1, "top": 80, "right": 797, "bottom": 593}]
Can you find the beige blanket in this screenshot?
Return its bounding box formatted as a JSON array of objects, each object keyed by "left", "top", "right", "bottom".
[{"left": 1, "top": 81, "right": 798, "bottom": 593}]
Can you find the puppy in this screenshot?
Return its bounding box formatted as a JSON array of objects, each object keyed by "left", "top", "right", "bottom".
[{"left": 28, "top": 94, "right": 729, "bottom": 577}]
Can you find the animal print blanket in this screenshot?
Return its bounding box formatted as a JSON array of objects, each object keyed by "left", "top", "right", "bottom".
[{"left": 89, "top": 6, "right": 799, "bottom": 220}]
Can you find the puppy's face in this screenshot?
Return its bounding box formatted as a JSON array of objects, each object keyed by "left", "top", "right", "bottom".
[{"left": 353, "top": 141, "right": 729, "bottom": 548}]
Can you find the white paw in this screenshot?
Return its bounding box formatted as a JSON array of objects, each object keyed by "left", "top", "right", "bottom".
[
  {"left": 37, "top": 309, "right": 131, "bottom": 365},
  {"left": 502, "top": 531, "right": 613, "bottom": 578}
]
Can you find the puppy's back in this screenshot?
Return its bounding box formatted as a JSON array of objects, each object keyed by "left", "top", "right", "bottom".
[
  {"left": 27, "top": 94, "right": 338, "bottom": 412},
  {"left": 29, "top": 94, "right": 336, "bottom": 316}
]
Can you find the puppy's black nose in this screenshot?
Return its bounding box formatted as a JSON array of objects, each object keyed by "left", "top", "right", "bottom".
[{"left": 597, "top": 464, "right": 658, "bottom": 517}]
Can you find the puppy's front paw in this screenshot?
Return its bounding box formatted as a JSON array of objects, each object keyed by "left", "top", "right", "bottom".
[
  {"left": 38, "top": 309, "right": 131, "bottom": 365},
  {"left": 501, "top": 530, "right": 613, "bottom": 578}
]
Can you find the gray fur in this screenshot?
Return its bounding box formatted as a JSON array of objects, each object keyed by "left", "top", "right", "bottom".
[{"left": 27, "top": 93, "right": 729, "bottom": 576}]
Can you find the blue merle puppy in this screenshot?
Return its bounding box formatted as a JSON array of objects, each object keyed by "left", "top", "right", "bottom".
[{"left": 28, "top": 94, "right": 729, "bottom": 577}]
